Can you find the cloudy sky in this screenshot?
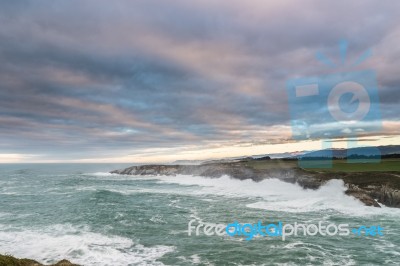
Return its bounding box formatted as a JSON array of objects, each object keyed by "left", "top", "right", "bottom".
[{"left": 0, "top": 0, "right": 399, "bottom": 163}]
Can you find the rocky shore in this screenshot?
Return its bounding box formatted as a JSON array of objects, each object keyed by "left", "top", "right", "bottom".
[
  {"left": 0, "top": 254, "right": 79, "bottom": 266},
  {"left": 111, "top": 161, "right": 400, "bottom": 208}
]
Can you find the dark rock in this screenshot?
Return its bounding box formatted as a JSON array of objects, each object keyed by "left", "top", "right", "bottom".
[
  {"left": 111, "top": 162, "right": 400, "bottom": 208},
  {"left": 0, "top": 254, "right": 79, "bottom": 266}
]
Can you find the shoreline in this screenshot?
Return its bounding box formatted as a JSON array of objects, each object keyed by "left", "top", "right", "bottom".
[{"left": 111, "top": 159, "right": 400, "bottom": 208}]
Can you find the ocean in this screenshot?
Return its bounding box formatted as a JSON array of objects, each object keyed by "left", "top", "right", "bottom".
[{"left": 0, "top": 164, "right": 399, "bottom": 265}]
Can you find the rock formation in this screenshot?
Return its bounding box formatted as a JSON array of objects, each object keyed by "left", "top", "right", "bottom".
[{"left": 111, "top": 162, "right": 400, "bottom": 208}]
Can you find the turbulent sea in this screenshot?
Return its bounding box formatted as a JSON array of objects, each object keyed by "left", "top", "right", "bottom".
[{"left": 0, "top": 164, "right": 399, "bottom": 265}]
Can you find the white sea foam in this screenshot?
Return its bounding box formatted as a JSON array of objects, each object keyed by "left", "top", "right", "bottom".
[
  {"left": 84, "top": 172, "right": 160, "bottom": 182},
  {"left": 82, "top": 172, "right": 400, "bottom": 216},
  {"left": 86, "top": 172, "right": 123, "bottom": 177},
  {"left": 150, "top": 175, "right": 400, "bottom": 216},
  {"left": 0, "top": 224, "right": 174, "bottom": 266}
]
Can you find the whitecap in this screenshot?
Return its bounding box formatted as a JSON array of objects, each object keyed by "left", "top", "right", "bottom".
[{"left": 0, "top": 224, "right": 175, "bottom": 266}]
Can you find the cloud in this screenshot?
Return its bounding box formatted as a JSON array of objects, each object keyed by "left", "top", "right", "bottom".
[
  {"left": 0, "top": 0, "right": 399, "bottom": 162},
  {"left": 341, "top": 128, "right": 352, "bottom": 134}
]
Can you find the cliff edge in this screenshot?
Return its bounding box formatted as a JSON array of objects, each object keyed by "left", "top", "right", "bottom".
[{"left": 111, "top": 160, "right": 400, "bottom": 208}]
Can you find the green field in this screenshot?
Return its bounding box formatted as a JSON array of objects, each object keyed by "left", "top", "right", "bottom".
[
  {"left": 243, "top": 158, "right": 400, "bottom": 172},
  {"left": 303, "top": 159, "right": 400, "bottom": 172}
]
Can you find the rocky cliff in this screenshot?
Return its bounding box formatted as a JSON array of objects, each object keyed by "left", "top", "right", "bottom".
[{"left": 111, "top": 162, "right": 400, "bottom": 208}]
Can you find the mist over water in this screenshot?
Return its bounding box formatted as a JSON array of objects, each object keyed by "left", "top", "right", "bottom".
[{"left": 0, "top": 164, "right": 399, "bottom": 265}]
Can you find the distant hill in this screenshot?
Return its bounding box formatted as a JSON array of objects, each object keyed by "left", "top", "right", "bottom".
[
  {"left": 236, "top": 145, "right": 400, "bottom": 161},
  {"left": 295, "top": 145, "right": 400, "bottom": 160},
  {"left": 171, "top": 145, "right": 400, "bottom": 165}
]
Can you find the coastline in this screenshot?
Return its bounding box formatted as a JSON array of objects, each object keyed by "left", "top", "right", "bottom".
[{"left": 111, "top": 159, "right": 400, "bottom": 208}]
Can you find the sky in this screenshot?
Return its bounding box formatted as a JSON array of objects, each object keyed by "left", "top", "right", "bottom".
[{"left": 0, "top": 0, "right": 399, "bottom": 163}]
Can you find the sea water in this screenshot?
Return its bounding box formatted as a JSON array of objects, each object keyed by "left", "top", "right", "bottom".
[{"left": 0, "top": 164, "right": 399, "bottom": 265}]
